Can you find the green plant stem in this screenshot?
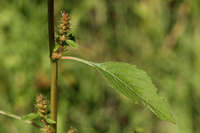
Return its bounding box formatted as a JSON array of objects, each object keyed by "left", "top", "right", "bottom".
[
  {"left": 48, "top": 0, "right": 55, "bottom": 57},
  {"left": 48, "top": 0, "right": 57, "bottom": 132},
  {"left": 61, "top": 56, "right": 94, "bottom": 66},
  {"left": 0, "top": 110, "right": 41, "bottom": 128},
  {"left": 50, "top": 61, "right": 58, "bottom": 133},
  {"left": 0, "top": 110, "right": 21, "bottom": 120}
]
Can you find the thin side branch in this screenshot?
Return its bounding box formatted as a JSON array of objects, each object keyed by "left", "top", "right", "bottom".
[
  {"left": 0, "top": 110, "right": 21, "bottom": 120},
  {"left": 61, "top": 56, "right": 94, "bottom": 67},
  {"left": 0, "top": 110, "right": 41, "bottom": 128}
]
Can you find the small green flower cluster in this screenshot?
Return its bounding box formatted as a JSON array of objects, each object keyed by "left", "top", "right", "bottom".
[
  {"left": 35, "top": 94, "right": 48, "bottom": 118},
  {"left": 52, "top": 10, "right": 77, "bottom": 60},
  {"left": 56, "top": 10, "right": 71, "bottom": 46}
]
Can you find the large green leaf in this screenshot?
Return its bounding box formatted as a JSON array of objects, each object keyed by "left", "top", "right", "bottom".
[
  {"left": 62, "top": 57, "right": 175, "bottom": 123},
  {"left": 93, "top": 62, "right": 175, "bottom": 123}
]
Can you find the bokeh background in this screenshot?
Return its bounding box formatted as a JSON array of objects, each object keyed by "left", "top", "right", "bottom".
[{"left": 0, "top": 0, "right": 200, "bottom": 133}]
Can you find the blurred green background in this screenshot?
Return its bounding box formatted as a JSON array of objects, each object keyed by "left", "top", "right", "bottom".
[{"left": 0, "top": 0, "right": 200, "bottom": 133}]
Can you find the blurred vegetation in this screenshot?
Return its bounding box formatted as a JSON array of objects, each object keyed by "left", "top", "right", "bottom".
[{"left": 0, "top": 0, "right": 200, "bottom": 133}]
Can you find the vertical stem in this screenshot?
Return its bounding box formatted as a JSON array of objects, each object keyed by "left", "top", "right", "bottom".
[
  {"left": 48, "top": 0, "right": 55, "bottom": 57},
  {"left": 48, "top": 0, "right": 57, "bottom": 133},
  {"left": 50, "top": 61, "right": 58, "bottom": 133}
]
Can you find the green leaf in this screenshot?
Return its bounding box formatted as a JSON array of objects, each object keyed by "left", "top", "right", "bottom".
[
  {"left": 62, "top": 57, "right": 175, "bottom": 123},
  {"left": 66, "top": 40, "right": 78, "bottom": 48},
  {"left": 53, "top": 44, "right": 60, "bottom": 52},
  {"left": 93, "top": 62, "right": 175, "bottom": 123},
  {"left": 21, "top": 113, "right": 39, "bottom": 121},
  {"left": 45, "top": 118, "right": 56, "bottom": 124}
]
